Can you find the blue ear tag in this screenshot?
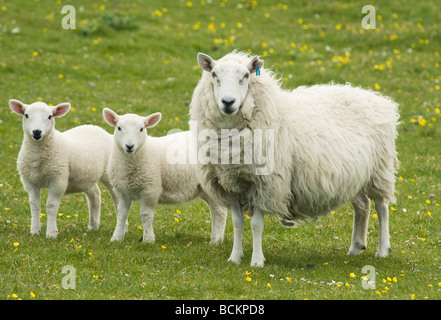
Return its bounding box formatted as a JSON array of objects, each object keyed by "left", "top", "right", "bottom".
[{"left": 256, "top": 66, "right": 260, "bottom": 76}]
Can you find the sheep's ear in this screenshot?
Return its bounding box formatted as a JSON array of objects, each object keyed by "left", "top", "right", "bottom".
[
  {"left": 103, "top": 108, "right": 119, "bottom": 127},
  {"left": 144, "top": 112, "right": 162, "bottom": 128},
  {"left": 53, "top": 103, "right": 71, "bottom": 117},
  {"left": 9, "top": 99, "right": 26, "bottom": 115},
  {"left": 197, "top": 53, "right": 216, "bottom": 72},
  {"left": 248, "top": 56, "right": 264, "bottom": 73}
]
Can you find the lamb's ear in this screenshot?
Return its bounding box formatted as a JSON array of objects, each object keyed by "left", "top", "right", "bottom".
[
  {"left": 197, "top": 53, "right": 216, "bottom": 72},
  {"left": 53, "top": 103, "right": 71, "bottom": 117},
  {"left": 248, "top": 56, "right": 264, "bottom": 73},
  {"left": 9, "top": 99, "right": 26, "bottom": 115},
  {"left": 103, "top": 108, "right": 119, "bottom": 127},
  {"left": 144, "top": 112, "right": 162, "bottom": 128}
]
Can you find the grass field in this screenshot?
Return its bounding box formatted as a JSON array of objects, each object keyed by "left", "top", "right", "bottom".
[{"left": 1, "top": 0, "right": 441, "bottom": 300}]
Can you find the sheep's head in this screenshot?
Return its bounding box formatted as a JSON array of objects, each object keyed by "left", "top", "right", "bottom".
[
  {"left": 197, "top": 52, "right": 263, "bottom": 116},
  {"left": 103, "top": 108, "right": 161, "bottom": 154},
  {"left": 9, "top": 99, "right": 71, "bottom": 141}
]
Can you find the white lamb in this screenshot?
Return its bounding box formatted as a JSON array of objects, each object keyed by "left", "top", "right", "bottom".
[
  {"left": 102, "top": 108, "right": 227, "bottom": 244},
  {"left": 9, "top": 99, "right": 118, "bottom": 238},
  {"left": 189, "top": 51, "right": 399, "bottom": 267}
]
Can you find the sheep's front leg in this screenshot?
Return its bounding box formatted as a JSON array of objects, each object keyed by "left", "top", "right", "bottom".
[
  {"left": 46, "top": 188, "right": 64, "bottom": 239},
  {"left": 139, "top": 198, "right": 156, "bottom": 243},
  {"left": 203, "top": 195, "right": 227, "bottom": 245},
  {"left": 228, "top": 201, "right": 244, "bottom": 264},
  {"left": 111, "top": 191, "right": 131, "bottom": 242},
  {"left": 24, "top": 182, "right": 41, "bottom": 235},
  {"left": 85, "top": 184, "right": 101, "bottom": 231},
  {"left": 250, "top": 208, "right": 265, "bottom": 267}
]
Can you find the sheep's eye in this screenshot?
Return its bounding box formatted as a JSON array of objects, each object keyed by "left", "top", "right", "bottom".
[
  {"left": 211, "top": 72, "right": 216, "bottom": 78},
  {"left": 117, "top": 126, "right": 121, "bottom": 131},
  {"left": 24, "top": 114, "right": 29, "bottom": 119},
  {"left": 48, "top": 115, "right": 52, "bottom": 120},
  {"left": 243, "top": 74, "right": 249, "bottom": 79},
  {"left": 140, "top": 128, "right": 143, "bottom": 132}
]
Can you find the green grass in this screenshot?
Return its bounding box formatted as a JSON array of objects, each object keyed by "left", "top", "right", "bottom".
[{"left": 1, "top": 0, "right": 441, "bottom": 300}]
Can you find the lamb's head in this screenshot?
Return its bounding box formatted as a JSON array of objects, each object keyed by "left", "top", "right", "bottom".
[
  {"left": 9, "top": 99, "right": 71, "bottom": 141},
  {"left": 103, "top": 108, "right": 161, "bottom": 154},
  {"left": 197, "top": 52, "right": 263, "bottom": 116}
]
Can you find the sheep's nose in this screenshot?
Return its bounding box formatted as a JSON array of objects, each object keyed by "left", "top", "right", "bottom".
[
  {"left": 32, "top": 130, "right": 42, "bottom": 140},
  {"left": 125, "top": 144, "right": 135, "bottom": 153},
  {"left": 221, "top": 97, "right": 236, "bottom": 109}
]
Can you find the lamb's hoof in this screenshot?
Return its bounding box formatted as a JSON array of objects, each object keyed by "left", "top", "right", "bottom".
[
  {"left": 251, "top": 253, "right": 265, "bottom": 268},
  {"left": 111, "top": 235, "right": 123, "bottom": 242},
  {"left": 141, "top": 235, "right": 155, "bottom": 243}
]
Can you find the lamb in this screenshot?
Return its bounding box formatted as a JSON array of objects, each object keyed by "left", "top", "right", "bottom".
[
  {"left": 9, "top": 99, "right": 118, "bottom": 238},
  {"left": 189, "top": 51, "right": 399, "bottom": 267},
  {"left": 102, "top": 108, "right": 227, "bottom": 244}
]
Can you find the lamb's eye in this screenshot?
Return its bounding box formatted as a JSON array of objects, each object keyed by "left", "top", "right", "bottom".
[
  {"left": 48, "top": 115, "right": 52, "bottom": 120},
  {"left": 140, "top": 128, "right": 143, "bottom": 132},
  {"left": 117, "top": 126, "right": 121, "bottom": 131},
  {"left": 24, "top": 114, "right": 29, "bottom": 119},
  {"left": 211, "top": 72, "right": 216, "bottom": 78}
]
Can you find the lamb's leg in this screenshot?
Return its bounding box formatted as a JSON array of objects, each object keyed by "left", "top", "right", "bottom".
[
  {"left": 139, "top": 198, "right": 156, "bottom": 243},
  {"left": 111, "top": 191, "right": 132, "bottom": 242},
  {"left": 347, "top": 193, "right": 370, "bottom": 256},
  {"left": 374, "top": 198, "right": 391, "bottom": 257},
  {"left": 85, "top": 184, "right": 101, "bottom": 231},
  {"left": 250, "top": 208, "right": 265, "bottom": 267},
  {"left": 228, "top": 201, "right": 244, "bottom": 264},
  {"left": 46, "top": 188, "right": 64, "bottom": 239},
  {"left": 24, "top": 182, "right": 41, "bottom": 235}
]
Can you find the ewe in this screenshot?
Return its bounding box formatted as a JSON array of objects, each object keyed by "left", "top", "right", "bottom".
[
  {"left": 102, "top": 108, "right": 227, "bottom": 244},
  {"left": 10, "top": 99, "right": 117, "bottom": 238},
  {"left": 189, "top": 51, "right": 399, "bottom": 267}
]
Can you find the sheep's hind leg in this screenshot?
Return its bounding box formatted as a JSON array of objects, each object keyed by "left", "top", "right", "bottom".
[
  {"left": 85, "top": 184, "right": 101, "bottom": 231},
  {"left": 347, "top": 194, "right": 370, "bottom": 256},
  {"left": 250, "top": 208, "right": 265, "bottom": 267},
  {"left": 228, "top": 201, "right": 244, "bottom": 264},
  {"left": 374, "top": 198, "right": 391, "bottom": 258}
]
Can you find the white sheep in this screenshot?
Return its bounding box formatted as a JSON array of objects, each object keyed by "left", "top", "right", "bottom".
[
  {"left": 9, "top": 99, "right": 118, "bottom": 238},
  {"left": 189, "top": 51, "right": 399, "bottom": 267},
  {"left": 102, "top": 108, "right": 227, "bottom": 244}
]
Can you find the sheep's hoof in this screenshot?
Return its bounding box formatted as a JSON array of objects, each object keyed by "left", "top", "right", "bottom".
[
  {"left": 209, "top": 237, "right": 224, "bottom": 245},
  {"left": 228, "top": 253, "right": 244, "bottom": 265},
  {"left": 347, "top": 243, "right": 366, "bottom": 256},
  {"left": 375, "top": 247, "right": 391, "bottom": 258},
  {"left": 111, "top": 235, "right": 124, "bottom": 242},
  {"left": 88, "top": 225, "right": 100, "bottom": 232},
  {"left": 46, "top": 232, "right": 58, "bottom": 239},
  {"left": 30, "top": 229, "right": 41, "bottom": 236}
]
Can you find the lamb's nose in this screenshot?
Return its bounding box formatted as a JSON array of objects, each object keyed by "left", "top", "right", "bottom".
[
  {"left": 125, "top": 144, "right": 135, "bottom": 152},
  {"left": 32, "top": 130, "right": 42, "bottom": 140}
]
